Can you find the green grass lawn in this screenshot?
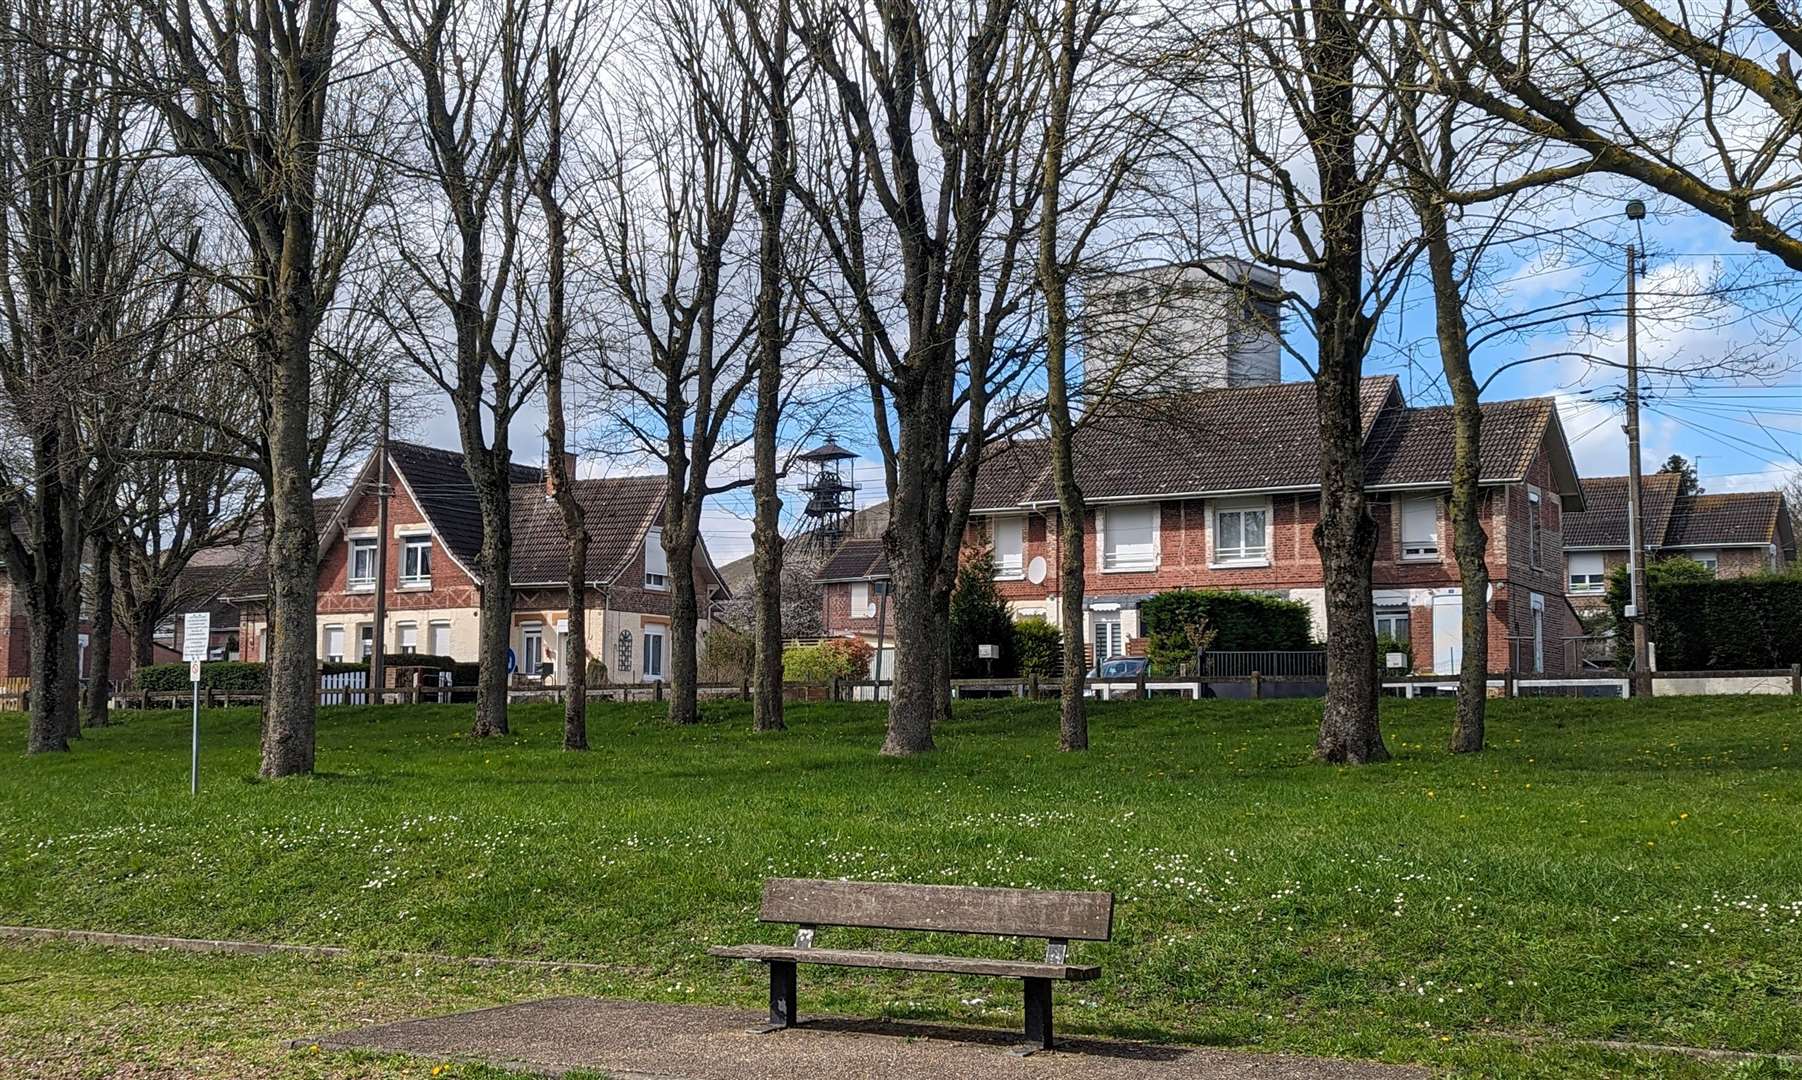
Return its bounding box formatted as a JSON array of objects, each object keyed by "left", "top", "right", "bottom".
[{"left": 2, "top": 695, "right": 1801, "bottom": 1078}]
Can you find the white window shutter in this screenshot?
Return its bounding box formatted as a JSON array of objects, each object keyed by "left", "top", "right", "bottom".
[{"left": 645, "top": 527, "right": 668, "bottom": 577}]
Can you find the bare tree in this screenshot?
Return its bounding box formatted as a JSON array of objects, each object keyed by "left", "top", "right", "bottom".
[
  {"left": 1157, "top": 0, "right": 1418, "bottom": 763},
  {"left": 112, "top": 0, "right": 378, "bottom": 776},
  {"left": 584, "top": 19, "right": 757, "bottom": 726},
  {"left": 370, "top": 0, "right": 546, "bottom": 738},
  {"left": 0, "top": 0, "right": 190, "bottom": 751},
  {"left": 1422, "top": 0, "right": 1802, "bottom": 271},
  {"left": 787, "top": 0, "right": 1047, "bottom": 754}
]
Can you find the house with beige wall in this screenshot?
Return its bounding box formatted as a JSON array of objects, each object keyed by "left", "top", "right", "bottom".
[{"left": 236, "top": 441, "right": 726, "bottom": 683}]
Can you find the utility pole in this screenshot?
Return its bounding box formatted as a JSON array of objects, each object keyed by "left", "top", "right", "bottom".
[
  {"left": 370, "top": 381, "right": 391, "bottom": 702},
  {"left": 1623, "top": 201, "right": 1652, "bottom": 698}
]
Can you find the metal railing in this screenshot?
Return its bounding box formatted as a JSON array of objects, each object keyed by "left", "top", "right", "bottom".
[{"left": 1204, "top": 650, "right": 1327, "bottom": 677}]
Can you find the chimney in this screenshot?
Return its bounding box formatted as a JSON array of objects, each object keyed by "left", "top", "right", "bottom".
[{"left": 546, "top": 451, "right": 579, "bottom": 496}]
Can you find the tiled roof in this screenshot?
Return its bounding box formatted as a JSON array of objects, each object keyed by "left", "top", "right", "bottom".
[
  {"left": 718, "top": 501, "right": 890, "bottom": 592},
  {"left": 818, "top": 536, "right": 888, "bottom": 581},
  {"left": 1362, "top": 398, "right": 1557, "bottom": 488},
  {"left": 1664, "top": 491, "right": 1788, "bottom": 548},
  {"left": 388, "top": 441, "right": 543, "bottom": 576},
  {"left": 1565, "top": 474, "right": 1683, "bottom": 548},
  {"left": 509, "top": 475, "right": 668, "bottom": 586},
  {"left": 969, "top": 377, "right": 1569, "bottom": 507}
]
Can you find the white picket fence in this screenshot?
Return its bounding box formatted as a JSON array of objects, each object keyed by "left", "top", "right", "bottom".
[{"left": 319, "top": 670, "right": 369, "bottom": 706}]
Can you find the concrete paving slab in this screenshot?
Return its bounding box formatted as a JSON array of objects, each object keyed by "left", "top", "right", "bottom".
[{"left": 302, "top": 996, "right": 1431, "bottom": 1079}]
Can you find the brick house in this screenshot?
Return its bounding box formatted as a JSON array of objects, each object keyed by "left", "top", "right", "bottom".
[
  {"left": 820, "top": 375, "right": 1587, "bottom": 675},
  {"left": 1563, "top": 475, "right": 1796, "bottom": 613},
  {"left": 236, "top": 441, "right": 726, "bottom": 683}
]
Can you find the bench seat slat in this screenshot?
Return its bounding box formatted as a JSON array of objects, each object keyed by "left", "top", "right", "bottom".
[
  {"left": 758, "top": 878, "right": 1113, "bottom": 941},
  {"left": 707, "top": 944, "right": 1101, "bottom": 982}
]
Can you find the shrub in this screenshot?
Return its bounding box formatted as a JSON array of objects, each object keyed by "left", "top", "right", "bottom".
[
  {"left": 1015, "top": 617, "right": 1063, "bottom": 678},
  {"left": 1610, "top": 565, "right": 1802, "bottom": 670},
  {"left": 133, "top": 661, "right": 267, "bottom": 692},
  {"left": 949, "top": 551, "right": 1018, "bottom": 677},
  {"left": 700, "top": 624, "right": 755, "bottom": 683},
  {"left": 1605, "top": 557, "right": 1714, "bottom": 669},
  {"left": 1138, "top": 589, "right": 1315, "bottom": 672},
  {"left": 783, "top": 636, "right": 872, "bottom": 683}
]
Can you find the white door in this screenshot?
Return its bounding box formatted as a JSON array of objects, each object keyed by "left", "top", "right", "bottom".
[
  {"left": 643, "top": 625, "right": 665, "bottom": 680},
  {"left": 1432, "top": 593, "right": 1462, "bottom": 675},
  {"left": 1093, "top": 616, "right": 1123, "bottom": 663}
]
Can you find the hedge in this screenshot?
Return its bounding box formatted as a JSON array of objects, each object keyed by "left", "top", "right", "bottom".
[
  {"left": 133, "top": 661, "right": 267, "bottom": 692},
  {"left": 1605, "top": 557, "right": 1714, "bottom": 670},
  {"left": 1015, "top": 617, "right": 1063, "bottom": 678},
  {"left": 1626, "top": 573, "right": 1802, "bottom": 670},
  {"left": 783, "top": 638, "right": 873, "bottom": 683},
  {"left": 1138, "top": 589, "right": 1315, "bottom": 672}
]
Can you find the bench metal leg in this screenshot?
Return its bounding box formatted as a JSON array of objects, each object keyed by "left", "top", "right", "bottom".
[
  {"left": 1016, "top": 977, "right": 1053, "bottom": 1053},
  {"left": 755, "top": 960, "right": 798, "bottom": 1033}
]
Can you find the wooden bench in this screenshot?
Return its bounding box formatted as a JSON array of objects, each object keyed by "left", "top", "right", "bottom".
[{"left": 708, "top": 877, "right": 1113, "bottom": 1051}]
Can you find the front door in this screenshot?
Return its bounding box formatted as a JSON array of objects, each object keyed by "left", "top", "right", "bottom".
[{"left": 1432, "top": 593, "right": 1462, "bottom": 675}]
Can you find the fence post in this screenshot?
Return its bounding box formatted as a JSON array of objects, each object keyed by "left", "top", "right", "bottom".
[
  {"left": 831, "top": 676, "right": 841, "bottom": 702},
  {"left": 1250, "top": 671, "right": 1262, "bottom": 700},
  {"left": 1028, "top": 671, "right": 1039, "bottom": 699},
  {"left": 1504, "top": 668, "right": 1516, "bottom": 698},
  {"left": 1791, "top": 664, "right": 1800, "bottom": 695},
  {"left": 1135, "top": 665, "right": 1147, "bottom": 699},
  {"left": 653, "top": 679, "right": 663, "bottom": 703},
  {"left": 740, "top": 674, "right": 750, "bottom": 700}
]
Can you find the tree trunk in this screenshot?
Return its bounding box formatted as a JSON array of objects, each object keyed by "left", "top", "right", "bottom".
[
  {"left": 260, "top": 323, "right": 320, "bottom": 775},
  {"left": 471, "top": 476, "right": 513, "bottom": 737},
  {"left": 85, "top": 533, "right": 116, "bottom": 728},
  {"left": 1054, "top": 504, "right": 1088, "bottom": 745},
  {"left": 1418, "top": 194, "right": 1489, "bottom": 753},
  {"left": 666, "top": 533, "right": 701, "bottom": 725},
  {"left": 562, "top": 527, "right": 588, "bottom": 750},
  {"left": 748, "top": 61, "right": 790, "bottom": 733},
  {"left": 881, "top": 431, "right": 940, "bottom": 754}
]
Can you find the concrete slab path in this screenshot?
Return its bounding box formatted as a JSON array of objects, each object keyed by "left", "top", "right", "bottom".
[{"left": 303, "top": 996, "right": 1431, "bottom": 1079}]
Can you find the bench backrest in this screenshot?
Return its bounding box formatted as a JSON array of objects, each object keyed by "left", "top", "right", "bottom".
[{"left": 759, "top": 878, "right": 1114, "bottom": 941}]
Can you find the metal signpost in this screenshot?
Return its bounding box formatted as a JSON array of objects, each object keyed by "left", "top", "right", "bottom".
[{"left": 183, "top": 612, "right": 210, "bottom": 795}]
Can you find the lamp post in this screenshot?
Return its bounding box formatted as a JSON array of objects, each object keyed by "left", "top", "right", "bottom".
[{"left": 1623, "top": 199, "right": 1652, "bottom": 697}]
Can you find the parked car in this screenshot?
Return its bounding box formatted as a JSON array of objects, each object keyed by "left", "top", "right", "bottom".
[{"left": 1087, "top": 657, "right": 1147, "bottom": 681}]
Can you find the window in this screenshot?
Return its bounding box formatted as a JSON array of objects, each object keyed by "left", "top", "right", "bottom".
[
  {"left": 1092, "top": 616, "right": 1124, "bottom": 662},
  {"left": 428, "top": 621, "right": 451, "bottom": 656},
  {"left": 348, "top": 538, "right": 377, "bottom": 586},
  {"left": 1693, "top": 551, "right": 1719, "bottom": 573},
  {"left": 401, "top": 536, "right": 431, "bottom": 585},
  {"left": 850, "top": 581, "right": 874, "bottom": 618},
  {"left": 1374, "top": 608, "right": 1410, "bottom": 645},
  {"left": 1527, "top": 488, "right": 1543, "bottom": 569},
  {"left": 644, "top": 527, "right": 669, "bottom": 589},
  {"left": 1100, "top": 505, "right": 1159, "bottom": 571},
  {"left": 323, "top": 625, "right": 345, "bottom": 663},
  {"left": 643, "top": 624, "right": 666, "bottom": 680},
  {"left": 358, "top": 624, "right": 374, "bottom": 660},
  {"left": 1212, "top": 498, "right": 1269, "bottom": 565},
  {"left": 396, "top": 622, "right": 418, "bottom": 654},
  {"left": 1400, "top": 497, "right": 1439, "bottom": 559},
  {"left": 991, "top": 516, "right": 1025, "bottom": 578},
  {"left": 520, "top": 624, "right": 543, "bottom": 676},
  {"left": 1568, "top": 552, "right": 1606, "bottom": 594}
]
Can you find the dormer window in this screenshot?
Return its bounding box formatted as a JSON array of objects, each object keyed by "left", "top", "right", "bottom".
[
  {"left": 348, "top": 537, "right": 377, "bottom": 588},
  {"left": 644, "top": 526, "right": 669, "bottom": 590}
]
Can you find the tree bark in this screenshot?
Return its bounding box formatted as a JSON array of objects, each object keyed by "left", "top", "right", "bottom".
[
  {"left": 880, "top": 422, "right": 943, "bottom": 755},
  {"left": 1417, "top": 194, "right": 1489, "bottom": 753},
  {"left": 260, "top": 302, "right": 321, "bottom": 777},
  {"left": 666, "top": 533, "right": 702, "bottom": 724},
  {"left": 85, "top": 532, "right": 117, "bottom": 728},
  {"left": 20, "top": 434, "right": 79, "bottom": 752},
  {"left": 470, "top": 475, "right": 513, "bottom": 738}
]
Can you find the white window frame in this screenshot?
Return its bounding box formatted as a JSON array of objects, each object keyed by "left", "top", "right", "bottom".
[
  {"left": 1400, "top": 497, "right": 1441, "bottom": 561},
  {"left": 396, "top": 621, "right": 419, "bottom": 654},
  {"left": 1210, "top": 497, "right": 1271, "bottom": 567},
  {"left": 850, "top": 581, "right": 874, "bottom": 618},
  {"left": 357, "top": 623, "right": 374, "bottom": 660},
  {"left": 990, "top": 515, "right": 1026, "bottom": 579},
  {"left": 323, "top": 624, "right": 345, "bottom": 664},
  {"left": 642, "top": 623, "right": 666, "bottom": 680},
  {"left": 400, "top": 534, "right": 432, "bottom": 587},
  {"left": 520, "top": 623, "right": 544, "bottom": 676},
  {"left": 1691, "top": 550, "right": 1719, "bottom": 573},
  {"left": 427, "top": 620, "right": 452, "bottom": 656},
  {"left": 1374, "top": 608, "right": 1410, "bottom": 645},
  {"left": 1527, "top": 487, "right": 1544, "bottom": 569},
  {"left": 1099, "top": 504, "right": 1160, "bottom": 573},
  {"left": 1567, "top": 552, "right": 1606, "bottom": 594},
  {"left": 348, "top": 537, "right": 378, "bottom": 589},
  {"left": 643, "top": 527, "right": 669, "bottom": 590},
  {"left": 1092, "top": 615, "right": 1124, "bottom": 662}
]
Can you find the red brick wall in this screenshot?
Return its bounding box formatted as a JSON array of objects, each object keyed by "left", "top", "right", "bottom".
[{"left": 317, "top": 462, "right": 482, "bottom": 618}]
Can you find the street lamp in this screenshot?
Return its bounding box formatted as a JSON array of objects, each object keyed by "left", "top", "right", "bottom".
[{"left": 1622, "top": 200, "right": 1651, "bottom": 696}]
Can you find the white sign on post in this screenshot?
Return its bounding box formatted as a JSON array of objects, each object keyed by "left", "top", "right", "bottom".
[{"left": 182, "top": 612, "right": 211, "bottom": 665}]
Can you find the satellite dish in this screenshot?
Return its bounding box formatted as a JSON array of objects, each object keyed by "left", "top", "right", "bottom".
[
  {"left": 864, "top": 602, "right": 878, "bottom": 618},
  {"left": 1026, "top": 556, "right": 1048, "bottom": 585}
]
